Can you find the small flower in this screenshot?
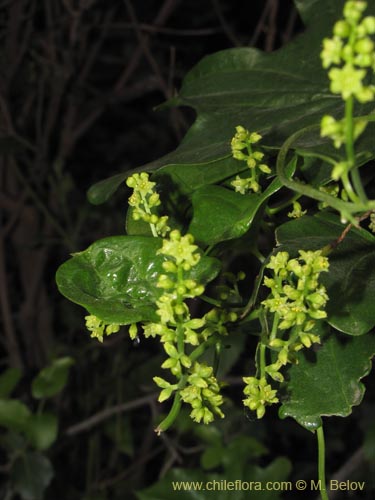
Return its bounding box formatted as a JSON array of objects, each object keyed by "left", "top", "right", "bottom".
[
  {"left": 153, "top": 377, "right": 178, "bottom": 402},
  {"left": 180, "top": 362, "right": 224, "bottom": 423},
  {"left": 288, "top": 201, "right": 307, "bottom": 219},
  {"left": 126, "top": 172, "right": 170, "bottom": 237},
  {"left": 158, "top": 230, "right": 200, "bottom": 270},
  {"left": 321, "top": 37, "right": 343, "bottom": 68},
  {"left": 243, "top": 377, "right": 279, "bottom": 419},
  {"left": 230, "top": 126, "right": 271, "bottom": 194},
  {"left": 85, "top": 315, "right": 121, "bottom": 342},
  {"left": 329, "top": 64, "right": 366, "bottom": 100}
]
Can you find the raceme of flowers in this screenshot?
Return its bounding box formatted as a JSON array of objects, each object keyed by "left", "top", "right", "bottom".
[
  {"left": 126, "top": 172, "right": 170, "bottom": 237},
  {"left": 320, "top": 1, "right": 375, "bottom": 103},
  {"left": 230, "top": 126, "right": 271, "bottom": 194},
  {"left": 243, "top": 250, "right": 330, "bottom": 419}
]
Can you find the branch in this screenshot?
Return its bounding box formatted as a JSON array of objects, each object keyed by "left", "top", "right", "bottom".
[{"left": 65, "top": 392, "right": 158, "bottom": 436}]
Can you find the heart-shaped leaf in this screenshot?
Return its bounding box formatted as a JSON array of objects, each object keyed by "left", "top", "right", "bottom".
[
  {"left": 25, "top": 413, "right": 58, "bottom": 450},
  {"left": 87, "top": 0, "right": 375, "bottom": 205},
  {"left": 56, "top": 236, "right": 220, "bottom": 324},
  {"left": 0, "top": 400, "right": 31, "bottom": 432},
  {"left": 189, "top": 159, "right": 297, "bottom": 246},
  {"left": 32, "top": 357, "right": 74, "bottom": 399},
  {"left": 279, "top": 331, "right": 375, "bottom": 431},
  {"left": 11, "top": 452, "right": 54, "bottom": 500}
]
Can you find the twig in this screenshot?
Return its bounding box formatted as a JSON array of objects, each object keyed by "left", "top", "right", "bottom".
[
  {"left": 115, "top": 0, "right": 180, "bottom": 92},
  {"left": 65, "top": 393, "right": 158, "bottom": 436},
  {"left": 325, "top": 210, "right": 374, "bottom": 254},
  {"left": 249, "top": 0, "right": 274, "bottom": 47},
  {"left": 211, "top": 0, "right": 241, "bottom": 47},
  {"left": 264, "top": 0, "right": 278, "bottom": 52},
  {"left": 107, "top": 22, "right": 222, "bottom": 37},
  {"left": 0, "top": 234, "right": 23, "bottom": 369}
]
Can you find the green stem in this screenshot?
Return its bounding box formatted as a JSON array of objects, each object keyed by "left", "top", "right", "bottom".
[
  {"left": 345, "top": 96, "right": 355, "bottom": 169},
  {"left": 341, "top": 171, "right": 358, "bottom": 204},
  {"left": 270, "top": 313, "right": 279, "bottom": 341},
  {"left": 350, "top": 167, "right": 367, "bottom": 205},
  {"left": 344, "top": 96, "right": 367, "bottom": 205},
  {"left": 276, "top": 124, "right": 375, "bottom": 223},
  {"left": 190, "top": 336, "right": 217, "bottom": 362},
  {"left": 155, "top": 391, "right": 182, "bottom": 435},
  {"left": 140, "top": 192, "right": 158, "bottom": 237},
  {"left": 317, "top": 425, "right": 329, "bottom": 500},
  {"left": 259, "top": 343, "right": 266, "bottom": 379},
  {"left": 200, "top": 294, "right": 222, "bottom": 307},
  {"left": 267, "top": 193, "right": 301, "bottom": 216},
  {"left": 252, "top": 247, "right": 266, "bottom": 263}
]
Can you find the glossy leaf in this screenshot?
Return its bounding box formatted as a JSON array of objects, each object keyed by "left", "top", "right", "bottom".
[
  {"left": 189, "top": 159, "right": 296, "bottom": 246},
  {"left": 11, "top": 452, "right": 54, "bottom": 500},
  {"left": 25, "top": 413, "right": 58, "bottom": 450},
  {"left": 275, "top": 212, "right": 375, "bottom": 335},
  {"left": 86, "top": 0, "right": 375, "bottom": 204},
  {"left": 31, "top": 357, "right": 74, "bottom": 399},
  {"left": 0, "top": 367, "right": 22, "bottom": 398},
  {"left": 87, "top": 172, "right": 129, "bottom": 205},
  {"left": 279, "top": 332, "right": 375, "bottom": 431},
  {"left": 0, "top": 400, "right": 31, "bottom": 432},
  {"left": 56, "top": 236, "right": 220, "bottom": 324}
]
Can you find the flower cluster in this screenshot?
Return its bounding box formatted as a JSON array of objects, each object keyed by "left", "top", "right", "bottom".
[
  {"left": 85, "top": 315, "right": 120, "bottom": 342},
  {"left": 141, "top": 227, "right": 232, "bottom": 425},
  {"left": 126, "top": 172, "right": 170, "bottom": 237},
  {"left": 243, "top": 377, "right": 278, "bottom": 419},
  {"left": 243, "top": 250, "right": 329, "bottom": 419},
  {"left": 179, "top": 362, "right": 224, "bottom": 424},
  {"left": 230, "top": 126, "right": 271, "bottom": 194},
  {"left": 262, "top": 250, "right": 329, "bottom": 329},
  {"left": 154, "top": 230, "right": 205, "bottom": 328},
  {"left": 321, "top": 1, "right": 375, "bottom": 103}
]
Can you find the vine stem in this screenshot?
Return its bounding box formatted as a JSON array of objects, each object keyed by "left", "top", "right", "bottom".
[
  {"left": 154, "top": 391, "right": 182, "bottom": 435},
  {"left": 317, "top": 425, "right": 329, "bottom": 500},
  {"left": 259, "top": 343, "right": 266, "bottom": 379},
  {"left": 275, "top": 123, "right": 375, "bottom": 223}
]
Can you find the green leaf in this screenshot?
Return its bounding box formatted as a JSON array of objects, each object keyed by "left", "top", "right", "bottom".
[
  {"left": 31, "top": 357, "right": 74, "bottom": 399},
  {"left": 279, "top": 332, "right": 375, "bottom": 431},
  {"left": 0, "top": 367, "right": 22, "bottom": 398},
  {"left": 275, "top": 212, "right": 375, "bottom": 335},
  {"left": 56, "top": 236, "right": 220, "bottom": 324},
  {"left": 25, "top": 413, "right": 58, "bottom": 450},
  {"left": 0, "top": 400, "right": 31, "bottom": 432},
  {"left": 11, "top": 452, "right": 54, "bottom": 500},
  {"left": 87, "top": 172, "right": 128, "bottom": 205},
  {"left": 86, "top": 0, "right": 375, "bottom": 204},
  {"left": 189, "top": 159, "right": 296, "bottom": 246}
]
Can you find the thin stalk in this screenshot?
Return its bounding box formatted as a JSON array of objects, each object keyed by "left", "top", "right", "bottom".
[
  {"left": 344, "top": 96, "right": 367, "bottom": 204},
  {"left": 259, "top": 343, "right": 266, "bottom": 379},
  {"left": 317, "top": 425, "right": 329, "bottom": 500},
  {"left": 140, "top": 191, "right": 158, "bottom": 237},
  {"left": 276, "top": 124, "right": 375, "bottom": 223},
  {"left": 155, "top": 391, "right": 182, "bottom": 435},
  {"left": 269, "top": 312, "right": 279, "bottom": 341}
]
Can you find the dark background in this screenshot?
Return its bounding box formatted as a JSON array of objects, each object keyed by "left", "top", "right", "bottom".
[{"left": 1, "top": 1, "right": 374, "bottom": 499}]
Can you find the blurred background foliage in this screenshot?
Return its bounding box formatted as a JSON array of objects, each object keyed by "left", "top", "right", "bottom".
[{"left": 0, "top": 0, "right": 374, "bottom": 498}]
